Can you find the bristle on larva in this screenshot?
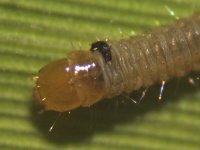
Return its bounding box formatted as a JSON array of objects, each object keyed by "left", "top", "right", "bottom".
[{"left": 34, "top": 13, "right": 200, "bottom": 112}]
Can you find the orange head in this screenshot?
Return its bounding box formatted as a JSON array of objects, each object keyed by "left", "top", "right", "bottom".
[{"left": 34, "top": 51, "right": 105, "bottom": 112}]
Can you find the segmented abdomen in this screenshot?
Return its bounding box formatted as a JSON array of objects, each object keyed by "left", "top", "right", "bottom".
[{"left": 102, "top": 14, "right": 200, "bottom": 98}]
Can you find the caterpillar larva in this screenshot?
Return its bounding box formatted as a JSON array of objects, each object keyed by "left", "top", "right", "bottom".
[{"left": 34, "top": 13, "right": 200, "bottom": 112}]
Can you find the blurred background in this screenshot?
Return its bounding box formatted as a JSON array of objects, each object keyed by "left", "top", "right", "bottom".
[{"left": 0, "top": 0, "right": 200, "bottom": 149}]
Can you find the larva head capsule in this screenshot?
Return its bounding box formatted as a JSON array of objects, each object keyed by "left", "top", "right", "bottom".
[{"left": 34, "top": 51, "right": 106, "bottom": 112}]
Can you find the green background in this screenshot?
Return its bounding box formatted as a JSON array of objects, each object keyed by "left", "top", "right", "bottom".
[{"left": 0, "top": 0, "right": 200, "bottom": 149}]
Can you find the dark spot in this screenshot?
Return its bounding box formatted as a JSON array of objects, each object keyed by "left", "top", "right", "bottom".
[{"left": 90, "top": 41, "right": 112, "bottom": 63}]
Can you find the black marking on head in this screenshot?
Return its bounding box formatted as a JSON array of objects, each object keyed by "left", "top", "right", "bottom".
[{"left": 90, "top": 41, "right": 112, "bottom": 63}]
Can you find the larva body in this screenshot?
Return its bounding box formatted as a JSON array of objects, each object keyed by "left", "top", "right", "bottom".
[{"left": 34, "top": 14, "right": 200, "bottom": 112}]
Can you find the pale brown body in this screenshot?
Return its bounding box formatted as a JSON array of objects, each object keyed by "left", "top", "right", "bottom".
[{"left": 34, "top": 14, "right": 200, "bottom": 112}]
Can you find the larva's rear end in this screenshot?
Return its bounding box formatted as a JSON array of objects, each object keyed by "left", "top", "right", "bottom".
[{"left": 34, "top": 51, "right": 106, "bottom": 112}]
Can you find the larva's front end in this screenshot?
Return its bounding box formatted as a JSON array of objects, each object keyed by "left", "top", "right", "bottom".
[{"left": 34, "top": 51, "right": 106, "bottom": 112}]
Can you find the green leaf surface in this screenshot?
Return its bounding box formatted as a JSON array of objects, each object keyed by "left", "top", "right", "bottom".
[{"left": 0, "top": 0, "right": 200, "bottom": 150}]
